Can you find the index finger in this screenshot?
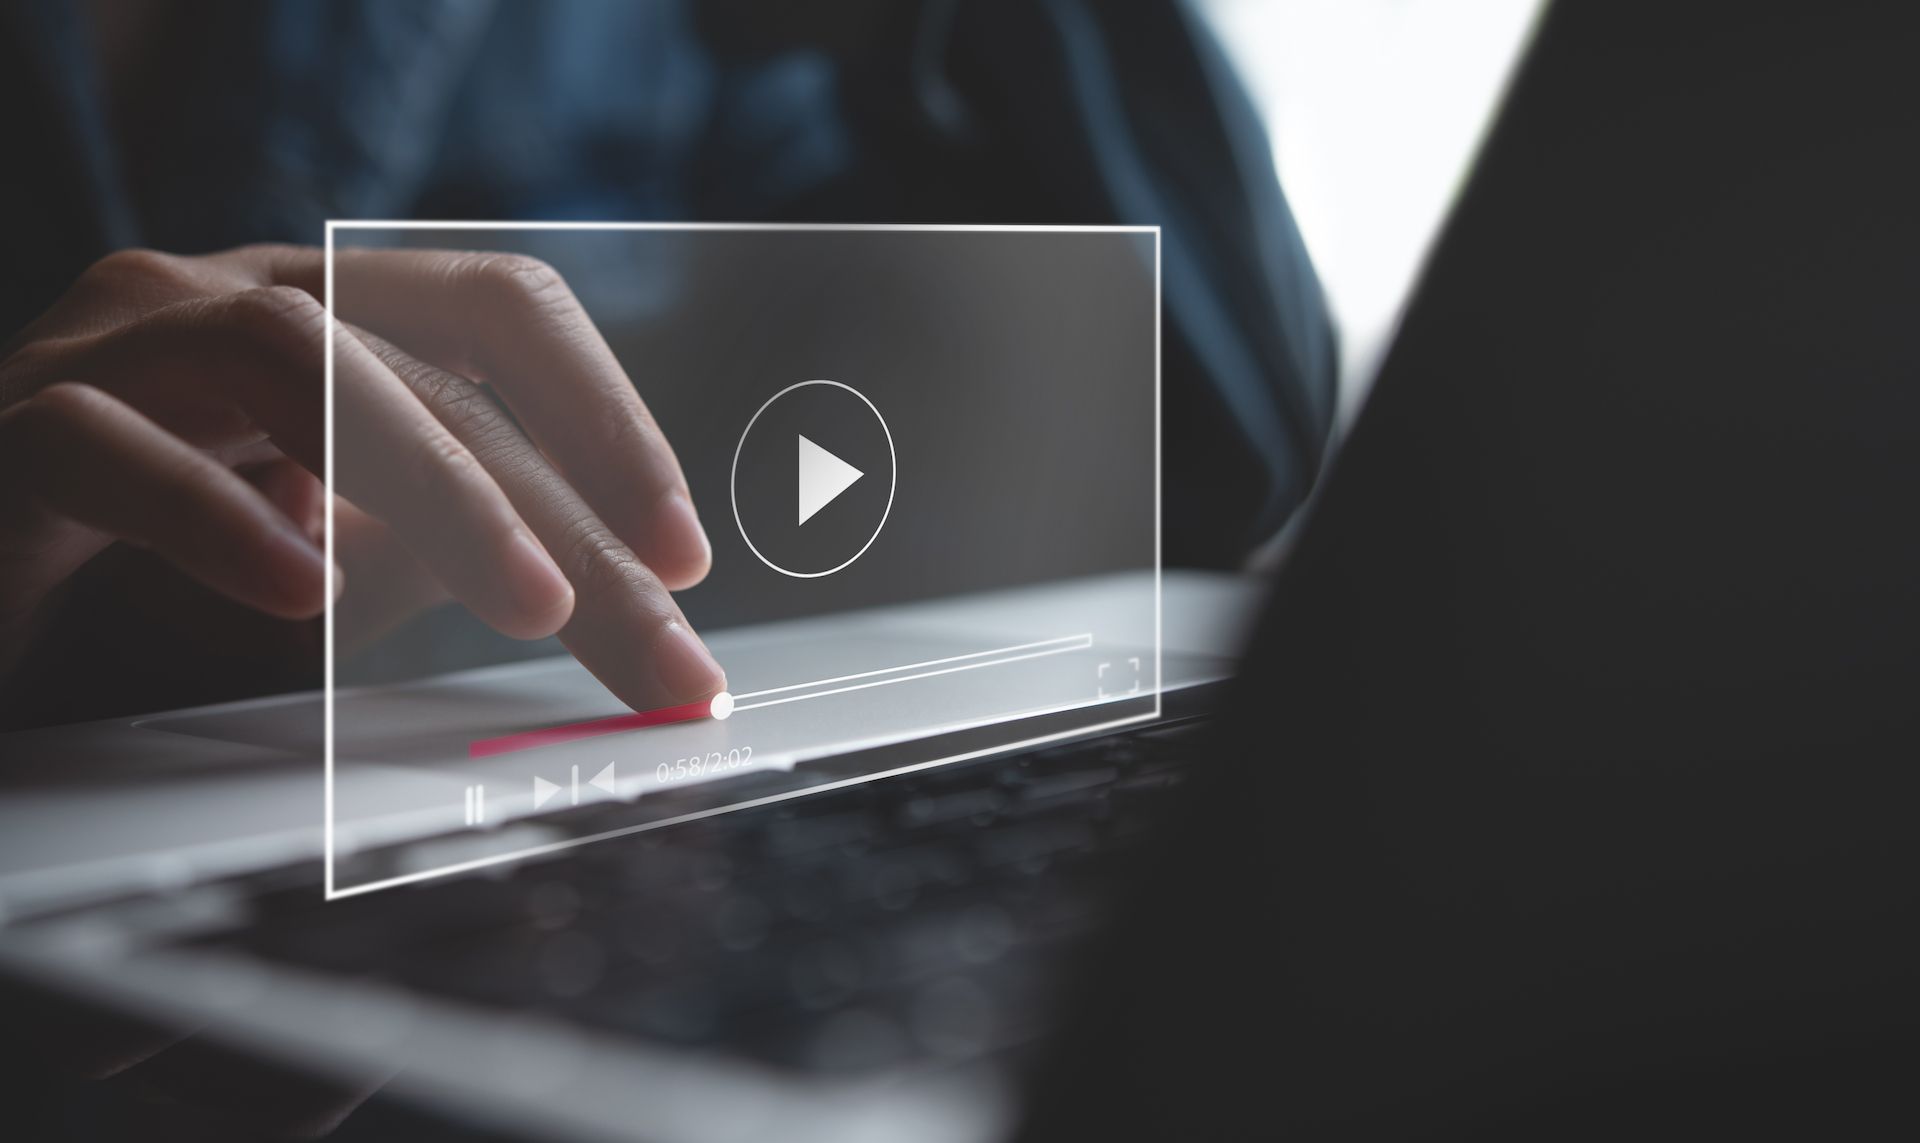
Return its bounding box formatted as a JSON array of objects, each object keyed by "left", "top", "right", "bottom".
[{"left": 260, "top": 246, "right": 711, "bottom": 592}]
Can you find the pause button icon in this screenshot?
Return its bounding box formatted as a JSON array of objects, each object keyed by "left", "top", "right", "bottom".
[{"left": 463, "top": 784, "right": 487, "bottom": 826}]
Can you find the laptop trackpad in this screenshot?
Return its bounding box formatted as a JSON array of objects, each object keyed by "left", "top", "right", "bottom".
[{"left": 136, "top": 697, "right": 323, "bottom": 755}]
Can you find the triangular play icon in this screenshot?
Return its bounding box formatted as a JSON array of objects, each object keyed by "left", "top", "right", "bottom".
[
  {"left": 589, "top": 761, "right": 617, "bottom": 795},
  {"left": 797, "top": 434, "right": 863, "bottom": 525},
  {"left": 532, "top": 775, "right": 561, "bottom": 809}
]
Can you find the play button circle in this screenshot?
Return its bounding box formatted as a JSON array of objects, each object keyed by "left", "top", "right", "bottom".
[{"left": 731, "top": 380, "right": 896, "bottom": 578}]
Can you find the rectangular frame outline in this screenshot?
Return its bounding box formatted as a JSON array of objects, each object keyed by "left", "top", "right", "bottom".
[{"left": 323, "top": 221, "right": 1161, "bottom": 900}]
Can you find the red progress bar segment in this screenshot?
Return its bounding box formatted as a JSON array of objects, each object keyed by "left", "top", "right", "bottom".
[{"left": 469, "top": 699, "right": 713, "bottom": 759}]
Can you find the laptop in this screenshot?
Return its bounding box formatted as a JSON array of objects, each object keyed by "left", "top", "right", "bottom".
[
  {"left": 0, "top": 570, "right": 1247, "bottom": 1141},
  {"left": 4, "top": 3, "right": 1917, "bottom": 1139},
  {"left": 0, "top": 208, "right": 1242, "bottom": 1139}
]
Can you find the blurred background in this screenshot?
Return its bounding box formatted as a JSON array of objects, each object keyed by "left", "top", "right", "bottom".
[
  {"left": 0, "top": 0, "right": 1549, "bottom": 722},
  {"left": 1198, "top": 0, "right": 1543, "bottom": 426}
]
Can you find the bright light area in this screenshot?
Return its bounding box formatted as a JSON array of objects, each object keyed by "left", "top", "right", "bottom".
[{"left": 1195, "top": 0, "right": 1545, "bottom": 424}]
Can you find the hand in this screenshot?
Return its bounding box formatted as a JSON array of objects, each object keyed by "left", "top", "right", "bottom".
[{"left": 0, "top": 244, "right": 725, "bottom": 716}]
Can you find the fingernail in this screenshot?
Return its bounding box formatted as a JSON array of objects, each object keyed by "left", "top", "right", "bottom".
[
  {"left": 650, "top": 493, "right": 711, "bottom": 584},
  {"left": 330, "top": 562, "right": 347, "bottom": 602},
  {"left": 651, "top": 620, "right": 726, "bottom": 704},
  {"left": 504, "top": 530, "right": 574, "bottom": 634}
]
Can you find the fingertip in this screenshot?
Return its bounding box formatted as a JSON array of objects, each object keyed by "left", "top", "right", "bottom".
[
  {"left": 496, "top": 530, "right": 576, "bottom": 639},
  {"left": 647, "top": 493, "right": 712, "bottom": 591},
  {"left": 650, "top": 620, "right": 727, "bottom": 706},
  {"left": 251, "top": 534, "right": 332, "bottom": 620}
]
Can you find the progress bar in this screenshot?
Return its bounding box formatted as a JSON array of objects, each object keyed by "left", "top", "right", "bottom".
[
  {"left": 467, "top": 634, "right": 1093, "bottom": 759},
  {"left": 729, "top": 633, "right": 1093, "bottom": 712}
]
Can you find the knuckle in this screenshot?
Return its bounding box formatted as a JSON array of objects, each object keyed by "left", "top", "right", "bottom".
[
  {"left": 18, "top": 382, "right": 115, "bottom": 448},
  {"left": 230, "top": 241, "right": 306, "bottom": 263},
  {"left": 390, "top": 353, "right": 534, "bottom": 467},
  {"left": 26, "top": 379, "right": 108, "bottom": 420},
  {"left": 214, "top": 286, "right": 330, "bottom": 383},
  {"left": 400, "top": 360, "right": 499, "bottom": 440},
  {"left": 380, "top": 345, "right": 453, "bottom": 399},
  {"left": 87, "top": 247, "right": 194, "bottom": 293},
  {"left": 224, "top": 285, "right": 328, "bottom": 345},
  {"left": 563, "top": 525, "right": 656, "bottom": 606},
  {"left": 443, "top": 393, "right": 524, "bottom": 461},
  {"left": 465, "top": 253, "right": 576, "bottom": 314}
]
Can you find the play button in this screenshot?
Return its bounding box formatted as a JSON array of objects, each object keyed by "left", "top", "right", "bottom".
[
  {"left": 797, "top": 434, "right": 863, "bottom": 525},
  {"left": 732, "top": 380, "right": 895, "bottom": 578}
]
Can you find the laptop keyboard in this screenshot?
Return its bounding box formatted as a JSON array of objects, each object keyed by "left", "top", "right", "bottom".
[{"left": 188, "top": 719, "right": 1208, "bottom": 1076}]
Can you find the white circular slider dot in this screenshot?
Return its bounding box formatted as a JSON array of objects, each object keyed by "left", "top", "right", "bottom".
[{"left": 709, "top": 691, "right": 735, "bottom": 721}]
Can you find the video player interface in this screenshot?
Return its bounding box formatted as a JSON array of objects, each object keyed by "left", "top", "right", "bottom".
[{"left": 326, "top": 225, "right": 1159, "bottom": 898}]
